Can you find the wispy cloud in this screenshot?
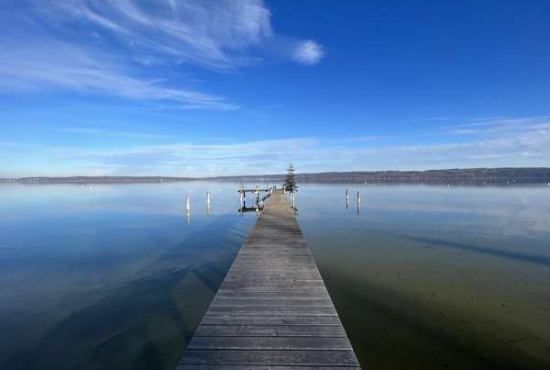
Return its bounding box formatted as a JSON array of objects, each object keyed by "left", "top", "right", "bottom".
[
  {"left": 396, "top": 116, "right": 452, "bottom": 124},
  {"left": 0, "top": 141, "right": 22, "bottom": 147},
  {"left": 443, "top": 116, "right": 550, "bottom": 136},
  {"left": 53, "top": 127, "right": 174, "bottom": 140},
  {"left": 46, "top": 138, "right": 324, "bottom": 176},
  {"left": 0, "top": 35, "right": 238, "bottom": 110},
  {"left": 3, "top": 117, "right": 549, "bottom": 177},
  {"left": 28, "top": 0, "right": 274, "bottom": 70},
  {"left": 0, "top": 0, "right": 324, "bottom": 109}
]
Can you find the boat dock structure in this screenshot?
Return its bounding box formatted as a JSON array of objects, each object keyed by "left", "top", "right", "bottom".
[{"left": 176, "top": 191, "right": 362, "bottom": 369}]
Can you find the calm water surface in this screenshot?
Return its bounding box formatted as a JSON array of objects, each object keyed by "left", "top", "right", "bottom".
[{"left": 1, "top": 183, "right": 549, "bottom": 370}]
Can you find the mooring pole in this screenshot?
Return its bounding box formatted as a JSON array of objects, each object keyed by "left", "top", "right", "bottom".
[
  {"left": 356, "top": 191, "right": 361, "bottom": 214},
  {"left": 239, "top": 185, "right": 245, "bottom": 208},
  {"left": 346, "top": 189, "right": 349, "bottom": 209},
  {"left": 206, "top": 192, "right": 212, "bottom": 215},
  {"left": 186, "top": 196, "right": 191, "bottom": 223}
]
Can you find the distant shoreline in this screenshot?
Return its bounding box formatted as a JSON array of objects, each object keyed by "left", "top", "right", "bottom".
[{"left": 2, "top": 168, "right": 550, "bottom": 185}]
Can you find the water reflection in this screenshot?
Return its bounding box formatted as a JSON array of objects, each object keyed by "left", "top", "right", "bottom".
[
  {"left": 238, "top": 205, "right": 263, "bottom": 214},
  {"left": 0, "top": 182, "right": 256, "bottom": 370},
  {"left": 1, "top": 183, "right": 549, "bottom": 370}
]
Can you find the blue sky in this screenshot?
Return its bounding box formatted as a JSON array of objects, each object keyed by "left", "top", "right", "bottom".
[{"left": 1, "top": 0, "right": 550, "bottom": 177}]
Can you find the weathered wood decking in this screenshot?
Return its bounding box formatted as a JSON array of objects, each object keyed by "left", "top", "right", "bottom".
[{"left": 177, "top": 191, "right": 361, "bottom": 370}]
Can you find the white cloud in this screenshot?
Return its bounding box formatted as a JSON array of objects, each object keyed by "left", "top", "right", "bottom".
[
  {"left": 53, "top": 127, "right": 174, "bottom": 140},
  {"left": 33, "top": 138, "right": 324, "bottom": 177},
  {"left": 443, "top": 116, "right": 550, "bottom": 135},
  {"left": 0, "top": 0, "right": 324, "bottom": 109},
  {"left": 3, "top": 117, "right": 550, "bottom": 177},
  {"left": 0, "top": 36, "right": 237, "bottom": 110},
  {"left": 293, "top": 40, "right": 325, "bottom": 66},
  {"left": 30, "top": 0, "right": 274, "bottom": 69}
]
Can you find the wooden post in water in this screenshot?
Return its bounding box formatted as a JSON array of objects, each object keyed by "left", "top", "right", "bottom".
[
  {"left": 239, "top": 185, "right": 245, "bottom": 209},
  {"left": 356, "top": 191, "right": 361, "bottom": 214},
  {"left": 346, "top": 189, "right": 350, "bottom": 209},
  {"left": 186, "top": 196, "right": 191, "bottom": 224},
  {"left": 206, "top": 192, "right": 212, "bottom": 215}
]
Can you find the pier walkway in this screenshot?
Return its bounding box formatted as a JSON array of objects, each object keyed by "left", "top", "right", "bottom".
[{"left": 177, "top": 191, "right": 361, "bottom": 370}]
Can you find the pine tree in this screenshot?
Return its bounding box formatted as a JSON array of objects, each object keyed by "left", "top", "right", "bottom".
[{"left": 284, "top": 163, "right": 298, "bottom": 192}]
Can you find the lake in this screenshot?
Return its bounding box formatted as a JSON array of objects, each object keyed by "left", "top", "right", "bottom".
[{"left": 1, "top": 182, "right": 549, "bottom": 370}]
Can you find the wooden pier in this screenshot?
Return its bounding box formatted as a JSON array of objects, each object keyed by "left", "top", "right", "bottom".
[{"left": 177, "top": 191, "right": 361, "bottom": 370}]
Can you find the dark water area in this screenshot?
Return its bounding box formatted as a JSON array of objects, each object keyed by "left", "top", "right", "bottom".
[
  {"left": 0, "top": 183, "right": 255, "bottom": 370},
  {"left": 1, "top": 183, "right": 550, "bottom": 370}
]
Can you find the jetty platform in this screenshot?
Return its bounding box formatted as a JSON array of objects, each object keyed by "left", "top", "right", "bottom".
[{"left": 177, "top": 191, "right": 362, "bottom": 369}]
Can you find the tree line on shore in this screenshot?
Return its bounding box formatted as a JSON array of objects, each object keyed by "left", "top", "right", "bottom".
[{"left": 2, "top": 168, "right": 550, "bottom": 185}]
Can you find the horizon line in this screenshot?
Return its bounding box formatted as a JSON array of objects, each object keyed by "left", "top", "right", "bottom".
[{"left": 2, "top": 166, "right": 550, "bottom": 181}]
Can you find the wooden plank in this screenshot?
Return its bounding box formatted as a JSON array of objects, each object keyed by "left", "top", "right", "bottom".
[
  {"left": 211, "top": 298, "right": 333, "bottom": 307},
  {"left": 177, "top": 366, "right": 361, "bottom": 370},
  {"left": 237, "top": 251, "right": 311, "bottom": 255},
  {"left": 224, "top": 273, "right": 323, "bottom": 280},
  {"left": 217, "top": 289, "right": 329, "bottom": 294},
  {"left": 220, "top": 280, "right": 326, "bottom": 289},
  {"left": 200, "top": 315, "right": 343, "bottom": 326},
  {"left": 230, "top": 258, "right": 316, "bottom": 264},
  {"left": 205, "top": 306, "right": 337, "bottom": 316},
  {"left": 224, "top": 275, "right": 323, "bottom": 281},
  {"left": 224, "top": 268, "right": 320, "bottom": 273},
  {"left": 176, "top": 192, "right": 361, "bottom": 369},
  {"left": 179, "top": 349, "right": 359, "bottom": 366},
  {"left": 194, "top": 325, "right": 348, "bottom": 337},
  {"left": 215, "top": 291, "right": 331, "bottom": 299},
  {"left": 187, "top": 337, "right": 353, "bottom": 350}
]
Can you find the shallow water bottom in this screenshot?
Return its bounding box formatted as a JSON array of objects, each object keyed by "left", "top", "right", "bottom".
[
  {"left": 299, "top": 185, "right": 550, "bottom": 369},
  {"left": 1, "top": 183, "right": 550, "bottom": 370}
]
